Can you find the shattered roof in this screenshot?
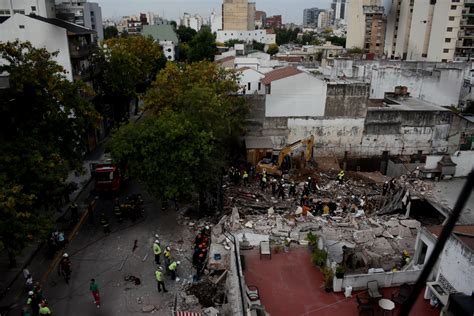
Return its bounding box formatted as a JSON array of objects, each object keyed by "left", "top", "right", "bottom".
[
  {"left": 261, "top": 66, "right": 302, "bottom": 85},
  {"left": 427, "top": 225, "right": 474, "bottom": 251}
]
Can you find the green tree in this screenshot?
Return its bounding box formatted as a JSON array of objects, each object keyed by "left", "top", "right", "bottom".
[
  {"left": 224, "top": 39, "right": 245, "bottom": 47},
  {"left": 267, "top": 43, "right": 279, "bottom": 55},
  {"left": 176, "top": 25, "right": 197, "bottom": 43},
  {"left": 109, "top": 62, "right": 247, "bottom": 212},
  {"left": 252, "top": 40, "right": 265, "bottom": 51},
  {"left": 325, "top": 35, "right": 346, "bottom": 47},
  {"left": 0, "top": 41, "right": 98, "bottom": 265},
  {"left": 347, "top": 47, "right": 363, "bottom": 54},
  {"left": 170, "top": 21, "right": 177, "bottom": 29},
  {"left": 94, "top": 36, "right": 167, "bottom": 122},
  {"left": 275, "top": 27, "right": 300, "bottom": 45},
  {"left": 178, "top": 42, "right": 190, "bottom": 61},
  {"left": 104, "top": 26, "right": 119, "bottom": 40},
  {"left": 187, "top": 27, "right": 216, "bottom": 62}
]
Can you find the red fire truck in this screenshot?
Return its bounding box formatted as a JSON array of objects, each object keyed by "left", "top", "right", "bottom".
[{"left": 90, "top": 158, "right": 122, "bottom": 193}]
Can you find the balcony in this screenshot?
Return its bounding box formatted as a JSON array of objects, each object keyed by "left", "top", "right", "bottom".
[
  {"left": 458, "top": 31, "right": 474, "bottom": 38},
  {"left": 462, "top": 11, "right": 474, "bottom": 17},
  {"left": 69, "top": 44, "right": 95, "bottom": 59},
  {"left": 460, "top": 20, "right": 474, "bottom": 27},
  {"left": 465, "top": 0, "right": 474, "bottom": 6}
]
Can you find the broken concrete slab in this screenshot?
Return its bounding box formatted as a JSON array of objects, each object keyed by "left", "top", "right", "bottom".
[
  {"left": 385, "top": 218, "right": 400, "bottom": 227},
  {"left": 353, "top": 230, "right": 375, "bottom": 244},
  {"left": 373, "top": 227, "right": 384, "bottom": 237},
  {"left": 142, "top": 305, "right": 155, "bottom": 313},
  {"left": 400, "top": 219, "right": 421, "bottom": 229},
  {"left": 372, "top": 237, "right": 394, "bottom": 255}
]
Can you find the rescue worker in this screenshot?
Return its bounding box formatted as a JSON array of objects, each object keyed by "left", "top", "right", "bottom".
[
  {"left": 260, "top": 172, "right": 267, "bottom": 191},
  {"left": 277, "top": 180, "right": 285, "bottom": 200},
  {"left": 307, "top": 177, "right": 314, "bottom": 192},
  {"left": 153, "top": 240, "right": 162, "bottom": 265},
  {"left": 271, "top": 179, "right": 277, "bottom": 196},
  {"left": 100, "top": 213, "right": 110, "bottom": 233},
  {"left": 337, "top": 170, "right": 345, "bottom": 184},
  {"left": 113, "top": 198, "right": 123, "bottom": 223},
  {"left": 289, "top": 182, "right": 296, "bottom": 197},
  {"left": 382, "top": 181, "right": 389, "bottom": 196},
  {"left": 303, "top": 183, "right": 310, "bottom": 196},
  {"left": 155, "top": 267, "right": 168, "bottom": 293},
  {"left": 164, "top": 246, "right": 172, "bottom": 269},
  {"left": 58, "top": 253, "right": 72, "bottom": 284},
  {"left": 168, "top": 260, "right": 180, "bottom": 280},
  {"left": 38, "top": 300, "right": 51, "bottom": 315},
  {"left": 242, "top": 171, "right": 249, "bottom": 186}
]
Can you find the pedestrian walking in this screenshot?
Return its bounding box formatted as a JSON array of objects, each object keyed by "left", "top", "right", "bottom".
[
  {"left": 99, "top": 213, "right": 110, "bottom": 233},
  {"left": 69, "top": 203, "right": 79, "bottom": 224},
  {"left": 155, "top": 267, "right": 168, "bottom": 293},
  {"left": 89, "top": 279, "right": 100, "bottom": 308},
  {"left": 153, "top": 240, "right": 161, "bottom": 265},
  {"left": 58, "top": 253, "right": 72, "bottom": 284},
  {"left": 38, "top": 300, "right": 51, "bottom": 315},
  {"left": 168, "top": 260, "right": 180, "bottom": 280}
]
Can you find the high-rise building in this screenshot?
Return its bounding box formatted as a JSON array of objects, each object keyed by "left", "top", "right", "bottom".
[
  {"left": 265, "top": 15, "right": 282, "bottom": 28},
  {"left": 0, "top": 0, "right": 56, "bottom": 18},
  {"left": 346, "top": 0, "right": 380, "bottom": 49},
  {"left": 331, "top": 0, "right": 347, "bottom": 22},
  {"left": 385, "top": 0, "right": 464, "bottom": 62},
  {"left": 55, "top": 0, "right": 103, "bottom": 41},
  {"left": 255, "top": 10, "right": 266, "bottom": 29},
  {"left": 303, "top": 7, "right": 321, "bottom": 27},
  {"left": 363, "top": 5, "right": 385, "bottom": 56},
  {"left": 222, "top": 0, "right": 255, "bottom": 31},
  {"left": 180, "top": 13, "right": 205, "bottom": 31},
  {"left": 317, "top": 11, "right": 330, "bottom": 28},
  {"left": 210, "top": 10, "right": 223, "bottom": 33}
]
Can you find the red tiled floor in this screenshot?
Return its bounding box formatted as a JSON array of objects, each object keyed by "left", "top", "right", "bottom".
[{"left": 243, "top": 247, "right": 440, "bottom": 316}]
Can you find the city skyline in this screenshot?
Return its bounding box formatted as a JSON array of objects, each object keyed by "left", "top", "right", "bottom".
[{"left": 94, "top": 0, "right": 333, "bottom": 24}]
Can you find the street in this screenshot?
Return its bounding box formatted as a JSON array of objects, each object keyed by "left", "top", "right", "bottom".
[{"left": 13, "top": 181, "right": 196, "bottom": 316}]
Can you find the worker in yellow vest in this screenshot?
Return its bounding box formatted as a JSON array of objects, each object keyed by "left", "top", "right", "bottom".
[
  {"left": 155, "top": 267, "right": 168, "bottom": 293},
  {"left": 38, "top": 300, "right": 52, "bottom": 315},
  {"left": 168, "top": 260, "right": 180, "bottom": 280},
  {"left": 337, "top": 170, "right": 345, "bottom": 184},
  {"left": 153, "top": 240, "right": 161, "bottom": 265},
  {"left": 164, "top": 246, "right": 171, "bottom": 268}
]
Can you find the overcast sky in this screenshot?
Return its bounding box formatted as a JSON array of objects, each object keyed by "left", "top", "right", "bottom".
[{"left": 95, "top": 0, "right": 334, "bottom": 24}]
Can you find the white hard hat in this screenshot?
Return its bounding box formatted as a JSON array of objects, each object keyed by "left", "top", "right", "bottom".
[
  {"left": 28, "top": 291, "right": 34, "bottom": 295},
  {"left": 176, "top": 261, "right": 181, "bottom": 265},
  {"left": 166, "top": 246, "right": 171, "bottom": 251},
  {"left": 308, "top": 176, "right": 311, "bottom": 180},
  {"left": 63, "top": 253, "right": 68, "bottom": 258},
  {"left": 158, "top": 266, "right": 163, "bottom": 271},
  {"left": 154, "top": 234, "right": 159, "bottom": 239},
  {"left": 205, "top": 225, "right": 210, "bottom": 230},
  {"left": 155, "top": 240, "right": 160, "bottom": 244}
]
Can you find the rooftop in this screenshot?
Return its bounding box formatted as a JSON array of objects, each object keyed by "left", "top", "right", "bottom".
[
  {"left": 382, "top": 96, "right": 449, "bottom": 112},
  {"left": 234, "top": 57, "right": 259, "bottom": 65},
  {"left": 261, "top": 66, "right": 302, "bottom": 85},
  {"left": 243, "top": 248, "right": 438, "bottom": 316},
  {"left": 214, "top": 56, "right": 235, "bottom": 64},
  {"left": 141, "top": 25, "right": 178, "bottom": 43},
  {"left": 427, "top": 225, "right": 474, "bottom": 251},
  {"left": 29, "top": 14, "right": 95, "bottom": 35}
]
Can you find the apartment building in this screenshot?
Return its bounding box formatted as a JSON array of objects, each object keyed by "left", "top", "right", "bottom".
[
  {"left": 180, "top": 12, "right": 204, "bottom": 31},
  {"left": 222, "top": 0, "right": 255, "bottom": 31},
  {"left": 331, "top": 0, "right": 347, "bottom": 22},
  {"left": 385, "top": 0, "right": 464, "bottom": 62},
  {"left": 363, "top": 5, "right": 385, "bottom": 56},
  {"left": 265, "top": 15, "right": 282, "bottom": 28},
  {"left": 55, "top": 0, "right": 103, "bottom": 41},
  {"left": 457, "top": 0, "right": 474, "bottom": 59},
  {"left": 303, "top": 7, "right": 321, "bottom": 27},
  {"left": 0, "top": 0, "right": 55, "bottom": 18},
  {"left": 346, "top": 0, "right": 381, "bottom": 49}
]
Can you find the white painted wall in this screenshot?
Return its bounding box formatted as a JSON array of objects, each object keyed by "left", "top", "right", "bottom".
[
  {"left": 425, "top": 151, "right": 474, "bottom": 177},
  {"left": 210, "top": 11, "right": 222, "bottom": 33},
  {"left": 427, "top": 0, "right": 458, "bottom": 62},
  {"left": 287, "top": 117, "right": 365, "bottom": 156},
  {"left": 346, "top": 0, "right": 365, "bottom": 49},
  {"left": 342, "top": 269, "right": 422, "bottom": 291},
  {"left": 369, "top": 67, "right": 463, "bottom": 107},
  {"left": 0, "top": 14, "right": 72, "bottom": 80},
  {"left": 237, "top": 68, "right": 265, "bottom": 95},
  {"left": 436, "top": 235, "right": 474, "bottom": 295},
  {"left": 216, "top": 29, "right": 275, "bottom": 44},
  {"left": 265, "top": 73, "right": 327, "bottom": 117},
  {"left": 160, "top": 41, "right": 175, "bottom": 61}
]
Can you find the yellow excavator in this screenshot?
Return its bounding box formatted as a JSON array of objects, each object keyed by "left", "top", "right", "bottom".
[{"left": 255, "top": 135, "right": 314, "bottom": 176}]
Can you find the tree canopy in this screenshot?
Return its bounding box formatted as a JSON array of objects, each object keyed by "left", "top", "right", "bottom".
[
  {"left": 104, "top": 26, "right": 119, "bottom": 40},
  {"left": 176, "top": 25, "right": 197, "bottom": 43},
  {"left": 94, "top": 35, "right": 167, "bottom": 122},
  {"left": 187, "top": 27, "right": 217, "bottom": 62},
  {"left": 275, "top": 27, "right": 301, "bottom": 45},
  {"left": 0, "top": 41, "right": 98, "bottom": 265},
  {"left": 108, "top": 62, "right": 247, "bottom": 211},
  {"left": 267, "top": 43, "right": 279, "bottom": 55}
]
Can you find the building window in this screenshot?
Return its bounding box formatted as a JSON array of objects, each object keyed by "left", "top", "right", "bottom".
[
  {"left": 0, "top": 9, "right": 11, "bottom": 15},
  {"left": 31, "top": 6, "right": 36, "bottom": 11},
  {"left": 445, "top": 38, "right": 451, "bottom": 42},
  {"left": 258, "top": 82, "right": 261, "bottom": 90},
  {"left": 19, "top": 25, "right": 25, "bottom": 29},
  {"left": 91, "top": 11, "right": 94, "bottom": 16},
  {"left": 452, "top": 0, "right": 460, "bottom": 2},
  {"left": 430, "top": 0, "right": 436, "bottom": 4},
  {"left": 451, "top": 5, "right": 457, "bottom": 9},
  {"left": 441, "top": 59, "right": 447, "bottom": 62},
  {"left": 443, "top": 48, "right": 449, "bottom": 53},
  {"left": 13, "top": 9, "right": 25, "bottom": 14},
  {"left": 447, "top": 27, "right": 453, "bottom": 32},
  {"left": 449, "top": 16, "right": 455, "bottom": 21},
  {"left": 248, "top": 82, "right": 251, "bottom": 90},
  {"left": 422, "top": 53, "right": 427, "bottom": 57}
]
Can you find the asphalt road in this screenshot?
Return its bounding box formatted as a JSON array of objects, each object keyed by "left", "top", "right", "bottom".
[{"left": 22, "top": 181, "right": 196, "bottom": 315}]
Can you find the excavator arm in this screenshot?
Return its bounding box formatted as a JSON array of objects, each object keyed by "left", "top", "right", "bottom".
[{"left": 276, "top": 135, "right": 314, "bottom": 167}]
